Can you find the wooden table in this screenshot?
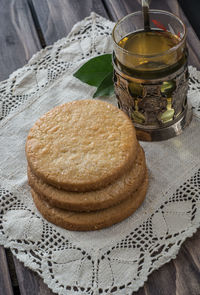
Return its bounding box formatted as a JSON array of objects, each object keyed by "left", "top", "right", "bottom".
[{"left": 0, "top": 1, "right": 200, "bottom": 294}]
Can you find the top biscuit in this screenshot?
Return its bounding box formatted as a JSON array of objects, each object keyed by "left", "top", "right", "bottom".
[{"left": 26, "top": 99, "right": 137, "bottom": 192}]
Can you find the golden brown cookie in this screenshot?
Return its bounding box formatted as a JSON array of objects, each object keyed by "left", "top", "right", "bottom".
[
  {"left": 31, "top": 170, "right": 148, "bottom": 231},
  {"left": 28, "top": 146, "right": 146, "bottom": 211},
  {"left": 26, "top": 100, "right": 137, "bottom": 192}
]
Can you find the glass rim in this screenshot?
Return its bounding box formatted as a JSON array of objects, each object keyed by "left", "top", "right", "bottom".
[{"left": 112, "top": 9, "right": 186, "bottom": 59}]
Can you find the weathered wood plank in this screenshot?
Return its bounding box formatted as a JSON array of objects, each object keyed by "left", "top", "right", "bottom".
[
  {"left": 103, "top": 0, "right": 140, "bottom": 21},
  {"left": 0, "top": 0, "right": 49, "bottom": 294},
  {"left": 135, "top": 261, "right": 176, "bottom": 295},
  {"left": 0, "top": 0, "right": 41, "bottom": 81},
  {"left": 13, "top": 256, "right": 56, "bottom": 295},
  {"left": 0, "top": 246, "right": 14, "bottom": 295},
  {"left": 184, "top": 228, "right": 200, "bottom": 269},
  {"left": 178, "top": 0, "right": 200, "bottom": 40},
  {"left": 30, "top": 0, "right": 109, "bottom": 46},
  {"left": 104, "top": 0, "right": 200, "bottom": 68}
]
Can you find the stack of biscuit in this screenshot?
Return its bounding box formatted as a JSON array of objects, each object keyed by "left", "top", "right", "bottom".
[{"left": 26, "top": 100, "right": 148, "bottom": 231}]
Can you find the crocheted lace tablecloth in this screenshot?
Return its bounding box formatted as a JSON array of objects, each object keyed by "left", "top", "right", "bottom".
[{"left": 0, "top": 13, "right": 200, "bottom": 295}]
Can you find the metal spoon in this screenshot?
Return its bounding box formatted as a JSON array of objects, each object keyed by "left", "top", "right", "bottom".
[{"left": 142, "top": 0, "right": 151, "bottom": 31}]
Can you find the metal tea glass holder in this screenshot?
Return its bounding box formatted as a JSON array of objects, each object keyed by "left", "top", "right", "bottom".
[{"left": 112, "top": 10, "right": 192, "bottom": 141}]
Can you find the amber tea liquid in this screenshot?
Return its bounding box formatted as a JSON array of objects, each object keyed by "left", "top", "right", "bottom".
[{"left": 117, "top": 29, "right": 186, "bottom": 79}]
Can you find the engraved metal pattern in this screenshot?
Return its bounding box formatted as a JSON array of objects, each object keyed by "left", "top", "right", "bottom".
[
  {"left": 138, "top": 85, "right": 167, "bottom": 125},
  {"left": 114, "top": 72, "right": 135, "bottom": 119},
  {"left": 114, "top": 62, "right": 189, "bottom": 129},
  {"left": 171, "top": 68, "right": 189, "bottom": 118}
]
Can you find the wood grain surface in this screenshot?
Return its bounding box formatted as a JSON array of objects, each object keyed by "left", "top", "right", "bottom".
[
  {"left": 0, "top": 0, "right": 40, "bottom": 81},
  {"left": 178, "top": 0, "right": 200, "bottom": 40},
  {"left": 0, "top": 0, "right": 43, "bottom": 294},
  {"left": 13, "top": 256, "right": 55, "bottom": 295},
  {"left": 30, "top": 0, "right": 108, "bottom": 45},
  {"left": 0, "top": 0, "right": 199, "bottom": 294},
  {"left": 0, "top": 246, "right": 14, "bottom": 295}
]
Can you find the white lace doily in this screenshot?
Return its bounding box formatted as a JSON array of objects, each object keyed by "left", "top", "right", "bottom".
[{"left": 0, "top": 13, "right": 200, "bottom": 295}]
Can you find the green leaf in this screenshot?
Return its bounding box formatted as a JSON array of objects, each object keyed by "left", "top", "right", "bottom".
[
  {"left": 93, "top": 71, "right": 114, "bottom": 98},
  {"left": 73, "top": 54, "right": 113, "bottom": 87}
]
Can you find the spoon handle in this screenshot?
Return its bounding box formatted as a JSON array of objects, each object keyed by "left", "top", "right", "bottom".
[{"left": 142, "top": 0, "right": 151, "bottom": 31}]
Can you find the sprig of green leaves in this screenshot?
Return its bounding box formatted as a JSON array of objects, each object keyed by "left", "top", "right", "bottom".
[{"left": 73, "top": 54, "right": 114, "bottom": 98}]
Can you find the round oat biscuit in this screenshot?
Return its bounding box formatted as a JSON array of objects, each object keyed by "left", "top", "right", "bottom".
[
  {"left": 28, "top": 146, "right": 146, "bottom": 211},
  {"left": 26, "top": 100, "right": 137, "bottom": 192},
  {"left": 31, "top": 170, "right": 148, "bottom": 231}
]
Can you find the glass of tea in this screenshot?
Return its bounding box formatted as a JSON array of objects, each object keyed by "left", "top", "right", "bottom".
[{"left": 112, "top": 10, "right": 192, "bottom": 141}]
